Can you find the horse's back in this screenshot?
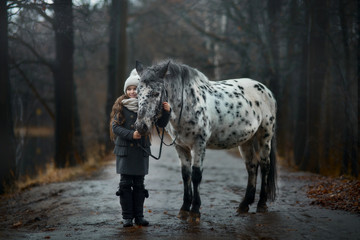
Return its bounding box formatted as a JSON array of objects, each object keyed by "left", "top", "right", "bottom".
[
  {"left": 204, "top": 78, "right": 276, "bottom": 149},
  {"left": 211, "top": 78, "right": 276, "bottom": 114}
]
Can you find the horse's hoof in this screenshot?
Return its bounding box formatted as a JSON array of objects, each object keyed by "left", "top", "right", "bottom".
[
  {"left": 237, "top": 205, "right": 249, "bottom": 214},
  {"left": 177, "top": 209, "right": 189, "bottom": 220},
  {"left": 188, "top": 211, "right": 200, "bottom": 223},
  {"left": 256, "top": 204, "right": 268, "bottom": 213}
]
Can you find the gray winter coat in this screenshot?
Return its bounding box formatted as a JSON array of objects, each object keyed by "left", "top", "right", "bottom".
[{"left": 112, "top": 107, "right": 170, "bottom": 175}]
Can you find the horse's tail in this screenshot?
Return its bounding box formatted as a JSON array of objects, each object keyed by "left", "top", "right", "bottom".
[{"left": 267, "top": 134, "right": 277, "bottom": 201}]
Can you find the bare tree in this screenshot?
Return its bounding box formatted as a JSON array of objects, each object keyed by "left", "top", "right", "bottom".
[
  {"left": 338, "top": 0, "right": 358, "bottom": 176},
  {"left": 105, "top": 0, "right": 128, "bottom": 151},
  {"left": 53, "top": 0, "right": 84, "bottom": 167},
  {"left": 0, "top": 0, "right": 16, "bottom": 193}
]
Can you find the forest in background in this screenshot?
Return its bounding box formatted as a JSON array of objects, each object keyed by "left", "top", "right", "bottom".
[{"left": 0, "top": 0, "right": 358, "bottom": 194}]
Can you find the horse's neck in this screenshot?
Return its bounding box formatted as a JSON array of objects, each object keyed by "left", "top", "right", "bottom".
[
  {"left": 166, "top": 75, "right": 209, "bottom": 125},
  {"left": 165, "top": 80, "right": 183, "bottom": 119}
]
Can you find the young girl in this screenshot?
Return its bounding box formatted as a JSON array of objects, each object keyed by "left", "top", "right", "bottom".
[{"left": 110, "top": 69, "right": 171, "bottom": 227}]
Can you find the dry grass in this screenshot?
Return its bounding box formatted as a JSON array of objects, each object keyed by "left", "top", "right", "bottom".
[{"left": 12, "top": 153, "right": 113, "bottom": 193}]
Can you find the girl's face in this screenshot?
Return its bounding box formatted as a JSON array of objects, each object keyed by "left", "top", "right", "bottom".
[{"left": 126, "top": 85, "right": 137, "bottom": 98}]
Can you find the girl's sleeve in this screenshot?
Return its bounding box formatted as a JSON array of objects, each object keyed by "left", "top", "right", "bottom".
[
  {"left": 112, "top": 118, "right": 134, "bottom": 140},
  {"left": 156, "top": 108, "right": 171, "bottom": 128}
]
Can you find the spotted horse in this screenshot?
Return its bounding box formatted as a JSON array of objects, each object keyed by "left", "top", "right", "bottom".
[{"left": 134, "top": 60, "right": 277, "bottom": 222}]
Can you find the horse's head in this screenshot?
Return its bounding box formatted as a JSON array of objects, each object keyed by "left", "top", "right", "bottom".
[{"left": 134, "top": 61, "right": 169, "bottom": 136}]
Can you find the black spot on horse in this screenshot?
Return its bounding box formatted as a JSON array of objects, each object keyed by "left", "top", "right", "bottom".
[
  {"left": 190, "top": 88, "right": 195, "bottom": 98},
  {"left": 195, "top": 111, "right": 201, "bottom": 118},
  {"left": 233, "top": 92, "right": 241, "bottom": 98},
  {"left": 255, "top": 101, "right": 260, "bottom": 107},
  {"left": 215, "top": 106, "right": 221, "bottom": 114}
]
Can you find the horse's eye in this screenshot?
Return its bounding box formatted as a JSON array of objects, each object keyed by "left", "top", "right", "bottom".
[{"left": 152, "top": 92, "right": 160, "bottom": 97}]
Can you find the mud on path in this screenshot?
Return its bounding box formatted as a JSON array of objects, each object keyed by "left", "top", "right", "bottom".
[{"left": 1, "top": 143, "right": 359, "bottom": 240}]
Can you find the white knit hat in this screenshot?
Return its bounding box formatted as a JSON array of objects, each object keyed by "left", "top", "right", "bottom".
[{"left": 123, "top": 68, "right": 140, "bottom": 93}]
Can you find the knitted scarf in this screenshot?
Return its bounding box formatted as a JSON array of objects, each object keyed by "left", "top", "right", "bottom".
[{"left": 122, "top": 98, "right": 138, "bottom": 113}]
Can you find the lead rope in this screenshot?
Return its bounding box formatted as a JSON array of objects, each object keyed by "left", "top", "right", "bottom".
[{"left": 136, "top": 128, "right": 165, "bottom": 160}]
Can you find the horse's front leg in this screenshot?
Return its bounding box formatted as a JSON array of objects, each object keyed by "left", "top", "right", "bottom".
[
  {"left": 189, "top": 139, "right": 206, "bottom": 222},
  {"left": 175, "top": 145, "right": 192, "bottom": 220}
]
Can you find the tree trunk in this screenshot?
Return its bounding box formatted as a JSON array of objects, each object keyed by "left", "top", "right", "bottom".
[
  {"left": 267, "top": 0, "right": 283, "bottom": 156},
  {"left": 293, "top": 1, "right": 310, "bottom": 167},
  {"left": 301, "top": 0, "right": 329, "bottom": 172},
  {"left": 339, "top": 0, "right": 358, "bottom": 177},
  {"left": 116, "top": 0, "right": 128, "bottom": 96},
  {"left": 357, "top": 0, "right": 360, "bottom": 177},
  {"left": 105, "top": 0, "right": 128, "bottom": 151},
  {"left": 0, "top": 0, "right": 16, "bottom": 194},
  {"left": 284, "top": 0, "right": 299, "bottom": 165},
  {"left": 53, "top": 0, "right": 83, "bottom": 167}
]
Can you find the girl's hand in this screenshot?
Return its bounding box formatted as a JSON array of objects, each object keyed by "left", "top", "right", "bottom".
[
  {"left": 163, "top": 102, "right": 171, "bottom": 112},
  {"left": 133, "top": 130, "right": 141, "bottom": 139}
]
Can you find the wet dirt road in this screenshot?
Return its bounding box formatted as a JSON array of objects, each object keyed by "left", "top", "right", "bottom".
[{"left": 1, "top": 143, "right": 360, "bottom": 240}]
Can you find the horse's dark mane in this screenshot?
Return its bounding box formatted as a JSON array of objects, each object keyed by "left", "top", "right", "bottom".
[{"left": 155, "top": 59, "right": 210, "bottom": 86}]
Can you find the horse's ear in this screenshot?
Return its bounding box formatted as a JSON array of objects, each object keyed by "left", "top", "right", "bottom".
[
  {"left": 158, "top": 61, "right": 170, "bottom": 79},
  {"left": 135, "top": 60, "right": 144, "bottom": 76}
]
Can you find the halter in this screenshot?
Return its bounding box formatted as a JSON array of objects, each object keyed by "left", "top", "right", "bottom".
[{"left": 137, "top": 77, "right": 185, "bottom": 160}]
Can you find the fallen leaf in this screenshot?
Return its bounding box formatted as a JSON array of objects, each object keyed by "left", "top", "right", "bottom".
[{"left": 12, "top": 221, "right": 22, "bottom": 228}]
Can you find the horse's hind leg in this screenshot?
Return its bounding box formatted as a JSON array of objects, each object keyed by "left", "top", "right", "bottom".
[
  {"left": 238, "top": 140, "right": 258, "bottom": 213},
  {"left": 175, "top": 144, "right": 192, "bottom": 220},
  {"left": 257, "top": 124, "right": 276, "bottom": 213}
]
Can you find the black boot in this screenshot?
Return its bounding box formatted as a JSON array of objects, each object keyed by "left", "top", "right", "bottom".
[
  {"left": 119, "top": 183, "right": 134, "bottom": 227},
  {"left": 133, "top": 179, "right": 149, "bottom": 226},
  {"left": 135, "top": 216, "right": 149, "bottom": 226},
  {"left": 123, "top": 218, "right": 133, "bottom": 227}
]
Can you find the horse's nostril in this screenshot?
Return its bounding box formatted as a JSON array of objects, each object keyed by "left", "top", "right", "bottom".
[
  {"left": 135, "top": 122, "right": 148, "bottom": 135},
  {"left": 141, "top": 123, "right": 148, "bottom": 133}
]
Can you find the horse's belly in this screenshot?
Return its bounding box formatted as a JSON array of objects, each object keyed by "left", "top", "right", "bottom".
[
  {"left": 207, "top": 129, "right": 254, "bottom": 149},
  {"left": 207, "top": 140, "right": 240, "bottom": 149}
]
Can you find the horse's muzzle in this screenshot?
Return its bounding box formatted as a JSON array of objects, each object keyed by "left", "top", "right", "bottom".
[{"left": 135, "top": 121, "right": 148, "bottom": 136}]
